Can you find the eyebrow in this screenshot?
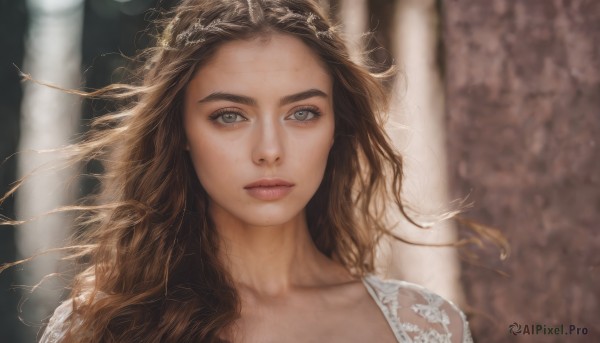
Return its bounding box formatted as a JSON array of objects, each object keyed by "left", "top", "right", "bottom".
[{"left": 197, "top": 88, "right": 328, "bottom": 107}]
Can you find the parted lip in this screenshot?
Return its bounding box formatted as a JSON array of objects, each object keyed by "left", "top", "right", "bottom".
[{"left": 244, "top": 178, "right": 295, "bottom": 189}]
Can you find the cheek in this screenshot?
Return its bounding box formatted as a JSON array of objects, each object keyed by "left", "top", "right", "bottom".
[
  {"left": 293, "top": 124, "right": 334, "bottom": 177},
  {"left": 316, "top": 118, "right": 335, "bottom": 159},
  {"left": 186, "top": 134, "right": 238, "bottom": 188}
]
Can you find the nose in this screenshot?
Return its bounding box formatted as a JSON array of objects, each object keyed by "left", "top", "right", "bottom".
[{"left": 251, "top": 117, "right": 283, "bottom": 166}]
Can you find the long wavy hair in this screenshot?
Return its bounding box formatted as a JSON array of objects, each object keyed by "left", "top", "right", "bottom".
[{"left": 1, "top": 0, "right": 471, "bottom": 341}]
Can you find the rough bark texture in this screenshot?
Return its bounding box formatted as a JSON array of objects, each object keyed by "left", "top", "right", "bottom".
[{"left": 443, "top": 0, "right": 600, "bottom": 342}]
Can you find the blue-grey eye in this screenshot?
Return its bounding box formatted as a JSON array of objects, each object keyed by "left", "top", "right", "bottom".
[
  {"left": 292, "top": 110, "right": 314, "bottom": 121},
  {"left": 221, "top": 113, "right": 239, "bottom": 123}
]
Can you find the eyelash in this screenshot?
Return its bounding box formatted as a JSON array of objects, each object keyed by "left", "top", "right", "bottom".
[
  {"left": 208, "top": 108, "right": 246, "bottom": 125},
  {"left": 289, "top": 106, "right": 322, "bottom": 122},
  {"left": 208, "top": 106, "right": 322, "bottom": 125}
]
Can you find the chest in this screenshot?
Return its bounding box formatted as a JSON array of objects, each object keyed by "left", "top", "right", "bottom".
[{"left": 227, "top": 292, "right": 398, "bottom": 343}]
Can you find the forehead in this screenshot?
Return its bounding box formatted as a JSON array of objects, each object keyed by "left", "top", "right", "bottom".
[{"left": 189, "top": 33, "right": 332, "bottom": 95}]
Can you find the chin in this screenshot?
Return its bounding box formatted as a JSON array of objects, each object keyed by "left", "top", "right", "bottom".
[
  {"left": 239, "top": 209, "right": 303, "bottom": 228},
  {"left": 207, "top": 192, "right": 310, "bottom": 228},
  {"left": 220, "top": 199, "right": 303, "bottom": 225}
]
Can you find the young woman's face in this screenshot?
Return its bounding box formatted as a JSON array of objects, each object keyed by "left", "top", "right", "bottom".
[{"left": 183, "top": 33, "right": 335, "bottom": 227}]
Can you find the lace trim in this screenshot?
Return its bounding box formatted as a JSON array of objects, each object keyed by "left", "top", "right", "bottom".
[
  {"left": 39, "top": 298, "right": 73, "bottom": 343},
  {"left": 362, "top": 275, "right": 474, "bottom": 343}
]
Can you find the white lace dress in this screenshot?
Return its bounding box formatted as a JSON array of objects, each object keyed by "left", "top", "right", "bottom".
[
  {"left": 362, "top": 275, "right": 473, "bottom": 343},
  {"left": 41, "top": 275, "right": 473, "bottom": 343}
]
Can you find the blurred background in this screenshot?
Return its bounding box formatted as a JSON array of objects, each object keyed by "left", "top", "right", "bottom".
[{"left": 1, "top": 0, "right": 598, "bottom": 342}]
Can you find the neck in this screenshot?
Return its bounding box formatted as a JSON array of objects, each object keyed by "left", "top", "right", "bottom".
[{"left": 210, "top": 204, "right": 351, "bottom": 297}]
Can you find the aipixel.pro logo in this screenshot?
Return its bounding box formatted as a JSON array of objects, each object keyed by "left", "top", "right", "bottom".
[{"left": 509, "top": 322, "right": 588, "bottom": 336}]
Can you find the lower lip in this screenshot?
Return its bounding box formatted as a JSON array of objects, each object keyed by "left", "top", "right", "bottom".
[{"left": 244, "top": 186, "right": 293, "bottom": 201}]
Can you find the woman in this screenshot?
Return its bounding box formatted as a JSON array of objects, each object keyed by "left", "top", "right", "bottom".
[{"left": 32, "top": 0, "right": 473, "bottom": 341}]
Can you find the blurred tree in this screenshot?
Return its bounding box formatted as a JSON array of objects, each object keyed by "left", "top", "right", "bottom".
[
  {"left": 338, "top": 0, "right": 369, "bottom": 62},
  {"left": 443, "top": 0, "right": 600, "bottom": 341},
  {"left": 16, "top": 1, "right": 84, "bottom": 341},
  {"left": 383, "top": 0, "right": 465, "bottom": 307}
]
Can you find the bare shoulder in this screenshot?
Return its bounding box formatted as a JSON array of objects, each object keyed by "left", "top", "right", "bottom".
[{"left": 362, "top": 275, "right": 474, "bottom": 343}]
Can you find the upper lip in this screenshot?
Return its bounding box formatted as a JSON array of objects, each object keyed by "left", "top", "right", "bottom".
[{"left": 244, "top": 178, "right": 295, "bottom": 188}]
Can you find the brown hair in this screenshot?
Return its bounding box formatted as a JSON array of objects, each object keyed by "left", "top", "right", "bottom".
[{"left": 1, "top": 0, "right": 465, "bottom": 341}]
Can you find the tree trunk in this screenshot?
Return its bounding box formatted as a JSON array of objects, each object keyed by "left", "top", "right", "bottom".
[
  {"left": 16, "top": 0, "right": 83, "bottom": 340},
  {"left": 382, "top": 0, "right": 464, "bottom": 306},
  {"left": 338, "top": 0, "right": 369, "bottom": 62},
  {"left": 443, "top": 0, "right": 600, "bottom": 341}
]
